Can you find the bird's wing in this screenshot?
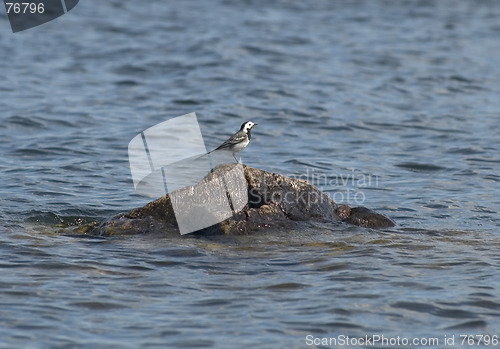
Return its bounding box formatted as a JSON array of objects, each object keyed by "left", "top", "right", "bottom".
[{"left": 211, "top": 132, "right": 247, "bottom": 152}]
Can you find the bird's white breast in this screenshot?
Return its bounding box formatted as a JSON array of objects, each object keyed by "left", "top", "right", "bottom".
[{"left": 232, "top": 137, "right": 249, "bottom": 152}]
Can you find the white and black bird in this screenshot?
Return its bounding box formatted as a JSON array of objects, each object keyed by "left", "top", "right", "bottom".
[{"left": 208, "top": 121, "right": 257, "bottom": 162}]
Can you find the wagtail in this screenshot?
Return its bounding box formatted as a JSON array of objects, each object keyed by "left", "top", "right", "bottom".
[{"left": 208, "top": 121, "right": 257, "bottom": 162}]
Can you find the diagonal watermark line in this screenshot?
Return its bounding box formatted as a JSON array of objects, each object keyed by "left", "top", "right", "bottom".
[
  {"left": 161, "top": 167, "right": 169, "bottom": 196},
  {"left": 60, "top": 0, "right": 67, "bottom": 13},
  {"left": 141, "top": 132, "right": 155, "bottom": 172}
]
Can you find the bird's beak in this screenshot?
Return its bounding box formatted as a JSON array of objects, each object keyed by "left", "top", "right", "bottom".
[{"left": 254, "top": 124, "right": 258, "bottom": 126}]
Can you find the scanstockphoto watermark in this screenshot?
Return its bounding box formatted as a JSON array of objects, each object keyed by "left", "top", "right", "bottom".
[
  {"left": 128, "top": 112, "right": 249, "bottom": 235},
  {"left": 305, "top": 334, "right": 499, "bottom": 347},
  {"left": 246, "top": 167, "right": 380, "bottom": 208},
  {"left": 289, "top": 167, "right": 380, "bottom": 205},
  {"left": 305, "top": 334, "right": 440, "bottom": 347},
  {"left": 128, "top": 113, "right": 382, "bottom": 234}
]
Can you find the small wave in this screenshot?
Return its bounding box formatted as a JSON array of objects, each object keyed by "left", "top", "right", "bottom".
[{"left": 395, "top": 162, "right": 449, "bottom": 172}]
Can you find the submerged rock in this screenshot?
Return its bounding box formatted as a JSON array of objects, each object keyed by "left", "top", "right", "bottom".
[
  {"left": 75, "top": 164, "right": 394, "bottom": 236},
  {"left": 336, "top": 205, "right": 395, "bottom": 229}
]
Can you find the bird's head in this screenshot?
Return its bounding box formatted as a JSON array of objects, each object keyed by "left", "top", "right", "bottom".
[{"left": 240, "top": 121, "right": 257, "bottom": 133}]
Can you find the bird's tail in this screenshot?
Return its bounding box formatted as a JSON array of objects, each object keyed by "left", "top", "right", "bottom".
[{"left": 195, "top": 149, "right": 215, "bottom": 160}]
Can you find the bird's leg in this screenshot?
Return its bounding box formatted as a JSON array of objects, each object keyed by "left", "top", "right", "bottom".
[{"left": 233, "top": 153, "right": 238, "bottom": 163}]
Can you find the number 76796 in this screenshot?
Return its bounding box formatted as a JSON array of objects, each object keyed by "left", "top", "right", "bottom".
[{"left": 5, "top": 2, "right": 45, "bottom": 14}]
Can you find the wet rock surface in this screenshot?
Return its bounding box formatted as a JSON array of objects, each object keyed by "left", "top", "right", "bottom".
[
  {"left": 336, "top": 205, "right": 395, "bottom": 229},
  {"left": 75, "top": 165, "right": 394, "bottom": 236}
]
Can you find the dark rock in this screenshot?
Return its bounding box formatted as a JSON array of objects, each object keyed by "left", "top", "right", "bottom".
[
  {"left": 77, "top": 164, "right": 394, "bottom": 236},
  {"left": 336, "top": 205, "right": 395, "bottom": 229}
]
